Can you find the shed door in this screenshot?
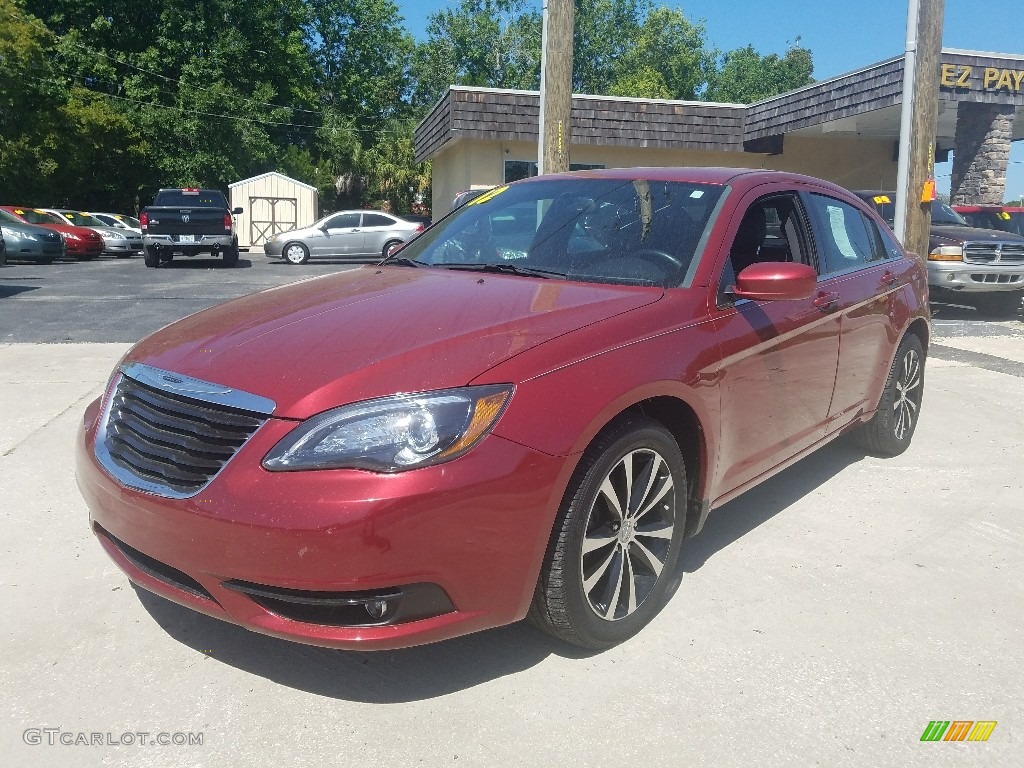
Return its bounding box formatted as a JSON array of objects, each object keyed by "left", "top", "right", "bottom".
[{"left": 249, "top": 196, "right": 298, "bottom": 246}]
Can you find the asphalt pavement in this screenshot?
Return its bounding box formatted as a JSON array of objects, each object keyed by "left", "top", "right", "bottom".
[{"left": 1, "top": 255, "right": 1022, "bottom": 767}]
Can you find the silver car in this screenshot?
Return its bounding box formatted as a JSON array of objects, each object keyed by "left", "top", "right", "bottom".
[
  {"left": 264, "top": 210, "right": 425, "bottom": 264},
  {"left": 90, "top": 212, "right": 143, "bottom": 234},
  {"left": 0, "top": 208, "right": 65, "bottom": 264},
  {"left": 43, "top": 209, "right": 145, "bottom": 258}
]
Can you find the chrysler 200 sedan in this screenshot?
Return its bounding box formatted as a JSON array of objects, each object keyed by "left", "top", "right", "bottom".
[{"left": 77, "top": 168, "right": 930, "bottom": 651}]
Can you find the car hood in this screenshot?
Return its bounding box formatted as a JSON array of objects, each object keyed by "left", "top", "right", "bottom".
[
  {"left": 931, "top": 224, "right": 1024, "bottom": 244},
  {"left": 0, "top": 221, "right": 60, "bottom": 238},
  {"left": 124, "top": 266, "right": 664, "bottom": 418}
]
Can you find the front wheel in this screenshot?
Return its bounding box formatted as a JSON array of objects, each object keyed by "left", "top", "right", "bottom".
[
  {"left": 283, "top": 242, "right": 309, "bottom": 265},
  {"left": 853, "top": 334, "right": 925, "bottom": 457},
  {"left": 530, "top": 415, "right": 686, "bottom": 649}
]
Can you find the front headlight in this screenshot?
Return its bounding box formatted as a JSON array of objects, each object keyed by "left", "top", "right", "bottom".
[
  {"left": 262, "top": 385, "right": 512, "bottom": 472},
  {"left": 928, "top": 245, "right": 963, "bottom": 262},
  {"left": 101, "top": 231, "right": 125, "bottom": 241}
]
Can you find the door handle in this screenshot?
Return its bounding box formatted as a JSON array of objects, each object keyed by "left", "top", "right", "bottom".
[
  {"left": 881, "top": 271, "right": 899, "bottom": 286},
  {"left": 812, "top": 291, "right": 840, "bottom": 312}
]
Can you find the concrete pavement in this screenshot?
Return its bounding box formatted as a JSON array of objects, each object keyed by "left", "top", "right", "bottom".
[{"left": 1, "top": 329, "right": 1022, "bottom": 767}]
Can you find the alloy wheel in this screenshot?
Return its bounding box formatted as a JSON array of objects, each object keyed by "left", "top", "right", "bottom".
[
  {"left": 579, "top": 448, "right": 676, "bottom": 621},
  {"left": 893, "top": 348, "right": 922, "bottom": 440}
]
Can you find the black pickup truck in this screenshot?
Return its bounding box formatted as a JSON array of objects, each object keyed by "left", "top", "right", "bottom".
[{"left": 140, "top": 188, "right": 243, "bottom": 267}]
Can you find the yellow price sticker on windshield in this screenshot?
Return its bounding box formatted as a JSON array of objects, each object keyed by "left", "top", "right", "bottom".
[
  {"left": 999, "top": 211, "right": 1011, "bottom": 220},
  {"left": 873, "top": 195, "right": 891, "bottom": 204},
  {"left": 14, "top": 209, "right": 24, "bottom": 214},
  {"left": 466, "top": 186, "right": 508, "bottom": 206}
]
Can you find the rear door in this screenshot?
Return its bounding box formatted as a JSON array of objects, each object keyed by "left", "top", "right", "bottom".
[
  {"left": 803, "top": 192, "right": 911, "bottom": 429},
  {"left": 711, "top": 188, "right": 842, "bottom": 496},
  {"left": 358, "top": 213, "right": 400, "bottom": 257}
]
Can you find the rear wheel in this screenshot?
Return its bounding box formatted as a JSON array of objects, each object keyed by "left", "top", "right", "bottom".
[
  {"left": 530, "top": 415, "right": 686, "bottom": 649},
  {"left": 971, "top": 291, "right": 1023, "bottom": 318},
  {"left": 853, "top": 334, "right": 925, "bottom": 457},
  {"left": 222, "top": 244, "right": 239, "bottom": 267},
  {"left": 382, "top": 239, "right": 403, "bottom": 259},
  {"left": 144, "top": 248, "right": 159, "bottom": 268},
  {"left": 284, "top": 242, "right": 309, "bottom": 265}
]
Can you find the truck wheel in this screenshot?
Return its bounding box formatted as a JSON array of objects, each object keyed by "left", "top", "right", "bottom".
[
  {"left": 284, "top": 242, "right": 309, "bottom": 265},
  {"left": 972, "top": 291, "right": 1023, "bottom": 318},
  {"left": 144, "top": 248, "right": 160, "bottom": 268},
  {"left": 222, "top": 245, "right": 239, "bottom": 267}
]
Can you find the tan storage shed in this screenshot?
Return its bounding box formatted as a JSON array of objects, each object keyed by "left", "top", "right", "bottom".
[{"left": 229, "top": 171, "right": 319, "bottom": 249}]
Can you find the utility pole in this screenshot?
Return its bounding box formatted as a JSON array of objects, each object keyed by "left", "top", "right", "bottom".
[
  {"left": 537, "top": 0, "right": 574, "bottom": 175},
  {"left": 894, "top": 0, "right": 945, "bottom": 259}
]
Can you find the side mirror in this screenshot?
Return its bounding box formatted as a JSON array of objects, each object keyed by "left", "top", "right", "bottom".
[
  {"left": 232, "top": 207, "right": 243, "bottom": 215},
  {"left": 731, "top": 262, "right": 817, "bottom": 301}
]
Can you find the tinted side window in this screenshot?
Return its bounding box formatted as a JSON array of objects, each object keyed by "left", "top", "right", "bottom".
[
  {"left": 807, "top": 194, "right": 879, "bottom": 273},
  {"left": 326, "top": 213, "right": 361, "bottom": 229},
  {"left": 363, "top": 214, "right": 395, "bottom": 227}
]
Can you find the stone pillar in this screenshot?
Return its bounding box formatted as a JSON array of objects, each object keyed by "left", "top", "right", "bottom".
[{"left": 950, "top": 102, "right": 1015, "bottom": 205}]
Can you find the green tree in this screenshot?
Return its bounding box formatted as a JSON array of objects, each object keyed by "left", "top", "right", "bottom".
[
  {"left": 410, "top": 0, "right": 541, "bottom": 110},
  {"left": 0, "top": 0, "right": 63, "bottom": 203},
  {"left": 705, "top": 40, "right": 814, "bottom": 103}
]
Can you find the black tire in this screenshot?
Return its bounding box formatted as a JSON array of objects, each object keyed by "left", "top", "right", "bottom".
[
  {"left": 382, "top": 239, "right": 403, "bottom": 259},
  {"left": 35, "top": 256, "right": 55, "bottom": 265},
  {"left": 283, "top": 242, "right": 309, "bottom": 265},
  {"left": 222, "top": 245, "right": 239, "bottom": 267},
  {"left": 530, "top": 415, "right": 686, "bottom": 649},
  {"left": 971, "top": 291, "right": 1022, "bottom": 318},
  {"left": 144, "top": 248, "right": 159, "bottom": 268},
  {"left": 853, "top": 334, "right": 925, "bottom": 457}
]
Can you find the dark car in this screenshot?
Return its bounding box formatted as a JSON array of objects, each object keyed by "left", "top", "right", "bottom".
[
  {"left": 0, "top": 208, "right": 66, "bottom": 264},
  {"left": 854, "top": 192, "right": 1024, "bottom": 317},
  {"left": 0, "top": 206, "right": 104, "bottom": 260},
  {"left": 77, "top": 168, "right": 929, "bottom": 651},
  {"left": 952, "top": 204, "right": 1024, "bottom": 237}
]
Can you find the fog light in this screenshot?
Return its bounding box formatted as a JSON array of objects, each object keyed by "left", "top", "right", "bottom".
[{"left": 366, "top": 600, "right": 388, "bottom": 619}]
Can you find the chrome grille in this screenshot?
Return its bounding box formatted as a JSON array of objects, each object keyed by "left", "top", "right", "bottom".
[
  {"left": 96, "top": 365, "right": 273, "bottom": 498},
  {"left": 963, "top": 241, "right": 1024, "bottom": 265}
]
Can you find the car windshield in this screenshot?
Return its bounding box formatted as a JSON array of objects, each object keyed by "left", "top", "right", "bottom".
[
  {"left": 15, "top": 209, "right": 62, "bottom": 225},
  {"left": 398, "top": 178, "right": 725, "bottom": 288},
  {"left": 931, "top": 200, "right": 968, "bottom": 226},
  {"left": 62, "top": 212, "right": 106, "bottom": 226},
  {"left": 0, "top": 209, "right": 22, "bottom": 224}
]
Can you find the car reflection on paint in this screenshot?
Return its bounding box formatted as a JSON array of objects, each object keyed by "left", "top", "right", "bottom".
[{"left": 77, "top": 168, "right": 929, "bottom": 651}]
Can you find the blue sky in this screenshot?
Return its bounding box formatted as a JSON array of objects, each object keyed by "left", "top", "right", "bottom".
[{"left": 395, "top": 1, "right": 1024, "bottom": 197}]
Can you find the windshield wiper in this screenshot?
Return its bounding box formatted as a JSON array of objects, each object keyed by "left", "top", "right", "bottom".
[
  {"left": 439, "top": 262, "right": 567, "bottom": 279},
  {"left": 378, "top": 255, "right": 423, "bottom": 267}
]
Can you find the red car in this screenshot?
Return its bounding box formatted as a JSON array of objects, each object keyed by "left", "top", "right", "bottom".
[
  {"left": 77, "top": 168, "right": 930, "bottom": 650},
  {"left": 0, "top": 206, "right": 104, "bottom": 260}
]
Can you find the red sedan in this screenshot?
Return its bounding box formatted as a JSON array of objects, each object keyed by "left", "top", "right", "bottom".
[
  {"left": 76, "top": 168, "right": 930, "bottom": 650},
  {"left": 0, "top": 206, "right": 104, "bottom": 260}
]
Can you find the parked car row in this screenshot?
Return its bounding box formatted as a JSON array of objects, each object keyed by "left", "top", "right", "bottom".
[{"left": 0, "top": 206, "right": 144, "bottom": 263}]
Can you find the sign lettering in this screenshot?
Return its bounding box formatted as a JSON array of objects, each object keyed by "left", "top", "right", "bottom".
[{"left": 942, "top": 62, "right": 1024, "bottom": 93}]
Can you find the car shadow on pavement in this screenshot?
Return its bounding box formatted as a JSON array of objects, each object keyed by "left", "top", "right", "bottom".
[
  {"left": 158, "top": 258, "right": 253, "bottom": 269},
  {"left": 0, "top": 282, "right": 42, "bottom": 298},
  {"left": 679, "top": 437, "right": 867, "bottom": 573},
  {"left": 134, "top": 586, "right": 596, "bottom": 702}
]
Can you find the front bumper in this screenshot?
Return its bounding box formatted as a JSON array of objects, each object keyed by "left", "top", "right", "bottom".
[
  {"left": 102, "top": 240, "right": 144, "bottom": 255},
  {"left": 264, "top": 240, "right": 284, "bottom": 257},
  {"left": 76, "top": 398, "right": 566, "bottom": 650},
  {"left": 928, "top": 261, "right": 1024, "bottom": 293}
]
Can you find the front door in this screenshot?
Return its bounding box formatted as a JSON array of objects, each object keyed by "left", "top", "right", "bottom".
[
  {"left": 711, "top": 190, "right": 841, "bottom": 497},
  {"left": 317, "top": 212, "right": 362, "bottom": 256}
]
